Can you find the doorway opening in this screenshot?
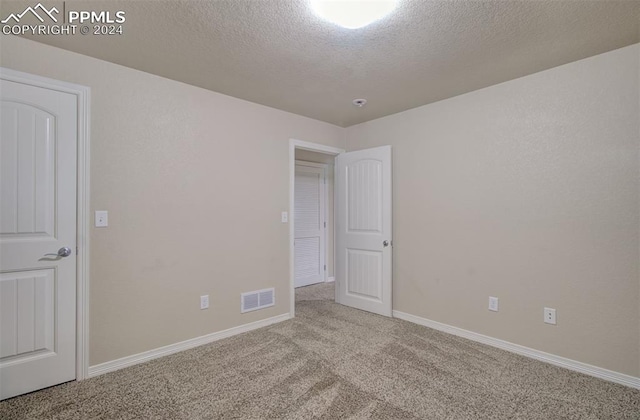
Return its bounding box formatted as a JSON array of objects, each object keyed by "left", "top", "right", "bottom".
[
  {"left": 294, "top": 159, "right": 329, "bottom": 288},
  {"left": 289, "top": 140, "right": 344, "bottom": 317}
]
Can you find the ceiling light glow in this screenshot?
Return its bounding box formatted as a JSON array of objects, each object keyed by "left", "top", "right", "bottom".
[{"left": 310, "top": 0, "right": 398, "bottom": 29}]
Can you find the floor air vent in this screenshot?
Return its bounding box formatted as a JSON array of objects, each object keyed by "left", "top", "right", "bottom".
[{"left": 241, "top": 288, "right": 275, "bottom": 313}]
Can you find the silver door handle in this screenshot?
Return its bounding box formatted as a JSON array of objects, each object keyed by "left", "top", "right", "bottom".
[
  {"left": 45, "top": 247, "right": 72, "bottom": 258},
  {"left": 383, "top": 240, "right": 389, "bottom": 247}
]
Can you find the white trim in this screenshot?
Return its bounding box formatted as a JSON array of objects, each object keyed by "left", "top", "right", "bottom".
[
  {"left": 295, "top": 160, "right": 329, "bottom": 283},
  {"left": 327, "top": 277, "right": 335, "bottom": 283},
  {"left": 291, "top": 139, "right": 344, "bottom": 155},
  {"left": 289, "top": 139, "right": 344, "bottom": 318},
  {"left": 88, "top": 313, "right": 291, "bottom": 378},
  {"left": 295, "top": 160, "right": 328, "bottom": 169},
  {"left": 393, "top": 310, "right": 640, "bottom": 390},
  {"left": 0, "top": 68, "right": 91, "bottom": 381}
]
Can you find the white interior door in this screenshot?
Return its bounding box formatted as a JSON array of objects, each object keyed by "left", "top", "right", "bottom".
[
  {"left": 294, "top": 162, "right": 326, "bottom": 288},
  {"left": 336, "top": 146, "right": 392, "bottom": 317},
  {"left": 0, "top": 76, "right": 77, "bottom": 400}
]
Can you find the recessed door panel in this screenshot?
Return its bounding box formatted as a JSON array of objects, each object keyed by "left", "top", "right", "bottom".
[
  {"left": 1, "top": 102, "right": 56, "bottom": 238},
  {"left": 346, "top": 159, "right": 382, "bottom": 234},
  {"left": 0, "top": 270, "right": 55, "bottom": 360},
  {"left": 346, "top": 249, "right": 382, "bottom": 301}
]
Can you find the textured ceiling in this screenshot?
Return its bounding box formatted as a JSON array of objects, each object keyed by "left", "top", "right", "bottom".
[{"left": 3, "top": 0, "right": 639, "bottom": 127}]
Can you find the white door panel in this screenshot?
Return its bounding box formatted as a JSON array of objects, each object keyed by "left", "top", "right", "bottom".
[
  {"left": 294, "top": 163, "right": 326, "bottom": 287},
  {"left": 336, "top": 146, "right": 392, "bottom": 316},
  {"left": 0, "top": 78, "right": 77, "bottom": 400},
  {"left": 294, "top": 163, "right": 326, "bottom": 288},
  {"left": 0, "top": 270, "right": 55, "bottom": 358}
]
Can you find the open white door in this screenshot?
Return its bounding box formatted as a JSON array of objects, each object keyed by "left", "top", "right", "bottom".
[
  {"left": 0, "top": 77, "right": 77, "bottom": 399},
  {"left": 336, "top": 146, "right": 392, "bottom": 317}
]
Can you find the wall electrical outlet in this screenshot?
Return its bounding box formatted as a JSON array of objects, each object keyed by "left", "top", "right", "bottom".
[
  {"left": 200, "top": 295, "right": 209, "bottom": 310},
  {"left": 281, "top": 211, "right": 288, "bottom": 223},
  {"left": 489, "top": 296, "right": 499, "bottom": 312},
  {"left": 544, "top": 307, "right": 556, "bottom": 325}
]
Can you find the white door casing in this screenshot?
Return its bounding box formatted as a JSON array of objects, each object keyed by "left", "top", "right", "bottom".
[
  {"left": 0, "top": 77, "right": 78, "bottom": 399},
  {"left": 289, "top": 139, "right": 344, "bottom": 317},
  {"left": 294, "top": 162, "right": 326, "bottom": 288},
  {"left": 336, "top": 146, "right": 392, "bottom": 317}
]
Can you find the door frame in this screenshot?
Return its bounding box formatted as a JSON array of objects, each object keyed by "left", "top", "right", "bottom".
[
  {"left": 289, "top": 139, "right": 344, "bottom": 317},
  {"left": 294, "top": 160, "right": 329, "bottom": 286},
  {"left": 1, "top": 67, "right": 91, "bottom": 381}
]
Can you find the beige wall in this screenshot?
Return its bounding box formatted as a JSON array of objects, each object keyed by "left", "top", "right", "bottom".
[
  {"left": 346, "top": 44, "right": 640, "bottom": 376},
  {"left": 295, "top": 150, "right": 335, "bottom": 278},
  {"left": 0, "top": 36, "right": 345, "bottom": 365},
  {"left": 2, "top": 35, "right": 638, "bottom": 378}
]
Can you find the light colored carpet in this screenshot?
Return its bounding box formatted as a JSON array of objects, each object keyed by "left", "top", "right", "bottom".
[
  {"left": 295, "top": 281, "right": 335, "bottom": 302},
  {"left": 2, "top": 282, "right": 639, "bottom": 419}
]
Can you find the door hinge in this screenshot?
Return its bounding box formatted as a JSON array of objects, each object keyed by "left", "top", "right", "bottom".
[
  {"left": 324, "top": 265, "right": 326, "bottom": 271},
  {"left": 76, "top": 247, "right": 79, "bottom": 255},
  {"left": 324, "top": 221, "right": 326, "bottom": 228}
]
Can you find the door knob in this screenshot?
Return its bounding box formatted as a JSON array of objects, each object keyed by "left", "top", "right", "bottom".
[
  {"left": 383, "top": 240, "right": 389, "bottom": 247},
  {"left": 45, "top": 247, "right": 72, "bottom": 258}
]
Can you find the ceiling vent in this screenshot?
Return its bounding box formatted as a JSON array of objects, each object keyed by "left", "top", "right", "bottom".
[{"left": 241, "top": 288, "right": 275, "bottom": 313}]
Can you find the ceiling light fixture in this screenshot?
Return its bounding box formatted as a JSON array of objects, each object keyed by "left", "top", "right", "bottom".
[{"left": 310, "top": 0, "right": 398, "bottom": 29}]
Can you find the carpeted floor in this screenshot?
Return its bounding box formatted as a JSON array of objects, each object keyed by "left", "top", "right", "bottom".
[
  {"left": 2, "top": 282, "right": 639, "bottom": 419},
  {"left": 295, "top": 281, "right": 335, "bottom": 303}
]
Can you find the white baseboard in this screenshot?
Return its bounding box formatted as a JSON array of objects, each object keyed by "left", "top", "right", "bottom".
[
  {"left": 88, "top": 313, "right": 291, "bottom": 378},
  {"left": 392, "top": 310, "right": 640, "bottom": 390},
  {"left": 326, "top": 277, "right": 335, "bottom": 283}
]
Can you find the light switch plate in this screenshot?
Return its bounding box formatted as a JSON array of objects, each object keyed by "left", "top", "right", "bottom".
[
  {"left": 200, "top": 295, "right": 209, "bottom": 310},
  {"left": 489, "top": 296, "right": 499, "bottom": 312},
  {"left": 95, "top": 211, "right": 108, "bottom": 227},
  {"left": 281, "top": 211, "right": 288, "bottom": 223}
]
